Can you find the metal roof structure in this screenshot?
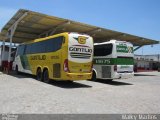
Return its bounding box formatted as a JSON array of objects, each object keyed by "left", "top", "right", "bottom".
[{"left": 0, "top": 9, "right": 159, "bottom": 46}]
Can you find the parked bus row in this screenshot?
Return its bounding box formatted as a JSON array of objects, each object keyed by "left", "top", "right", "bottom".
[{"left": 1, "top": 32, "right": 134, "bottom": 83}]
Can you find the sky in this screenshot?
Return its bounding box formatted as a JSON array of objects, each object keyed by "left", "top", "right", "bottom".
[{"left": 0, "top": 0, "right": 160, "bottom": 55}]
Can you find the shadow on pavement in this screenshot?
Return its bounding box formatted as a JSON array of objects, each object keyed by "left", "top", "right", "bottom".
[
  {"left": 49, "top": 81, "right": 92, "bottom": 89},
  {"left": 134, "top": 74, "right": 156, "bottom": 76},
  {"left": 8, "top": 72, "right": 35, "bottom": 79},
  {"left": 8, "top": 71, "right": 92, "bottom": 89},
  {"left": 93, "top": 79, "right": 133, "bottom": 86}
]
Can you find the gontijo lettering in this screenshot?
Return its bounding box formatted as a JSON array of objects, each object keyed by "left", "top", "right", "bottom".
[
  {"left": 69, "top": 47, "right": 92, "bottom": 53},
  {"left": 30, "top": 55, "right": 46, "bottom": 60}
]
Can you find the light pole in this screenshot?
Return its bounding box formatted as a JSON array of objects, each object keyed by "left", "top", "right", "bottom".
[{"left": 158, "top": 54, "right": 160, "bottom": 72}]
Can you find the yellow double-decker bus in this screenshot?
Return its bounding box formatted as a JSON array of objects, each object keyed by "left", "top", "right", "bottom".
[{"left": 13, "top": 32, "right": 94, "bottom": 83}]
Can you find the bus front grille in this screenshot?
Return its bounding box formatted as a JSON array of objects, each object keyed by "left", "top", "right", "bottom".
[{"left": 102, "top": 66, "right": 111, "bottom": 78}]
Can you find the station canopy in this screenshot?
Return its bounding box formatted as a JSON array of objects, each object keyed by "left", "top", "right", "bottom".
[{"left": 0, "top": 9, "right": 159, "bottom": 46}]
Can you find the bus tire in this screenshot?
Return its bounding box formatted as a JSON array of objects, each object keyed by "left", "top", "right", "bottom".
[
  {"left": 15, "top": 65, "right": 20, "bottom": 75},
  {"left": 43, "top": 69, "right": 50, "bottom": 83},
  {"left": 91, "top": 70, "right": 97, "bottom": 81},
  {"left": 36, "top": 68, "right": 42, "bottom": 81},
  {"left": 108, "top": 79, "right": 113, "bottom": 81}
]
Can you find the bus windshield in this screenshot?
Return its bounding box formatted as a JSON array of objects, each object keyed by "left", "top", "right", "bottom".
[{"left": 94, "top": 43, "right": 113, "bottom": 56}]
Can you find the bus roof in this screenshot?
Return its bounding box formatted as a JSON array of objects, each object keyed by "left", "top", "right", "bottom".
[{"left": 0, "top": 9, "right": 159, "bottom": 46}]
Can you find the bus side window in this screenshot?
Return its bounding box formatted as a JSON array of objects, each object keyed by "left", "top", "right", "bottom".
[
  {"left": 16, "top": 45, "right": 25, "bottom": 56},
  {"left": 46, "top": 36, "right": 64, "bottom": 52},
  {"left": 25, "top": 44, "right": 32, "bottom": 54},
  {"left": 53, "top": 36, "right": 63, "bottom": 51},
  {"left": 19, "top": 36, "right": 64, "bottom": 55}
]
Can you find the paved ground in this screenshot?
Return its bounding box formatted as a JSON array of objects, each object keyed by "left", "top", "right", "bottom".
[{"left": 0, "top": 71, "right": 160, "bottom": 114}]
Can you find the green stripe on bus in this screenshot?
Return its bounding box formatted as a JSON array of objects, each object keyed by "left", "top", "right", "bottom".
[
  {"left": 93, "top": 58, "right": 134, "bottom": 65},
  {"left": 116, "top": 45, "right": 133, "bottom": 53}
]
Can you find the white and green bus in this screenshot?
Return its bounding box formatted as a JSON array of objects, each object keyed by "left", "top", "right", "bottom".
[{"left": 92, "top": 40, "right": 134, "bottom": 81}]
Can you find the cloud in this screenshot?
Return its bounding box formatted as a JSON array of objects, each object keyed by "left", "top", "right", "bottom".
[{"left": 0, "top": 7, "right": 17, "bottom": 31}]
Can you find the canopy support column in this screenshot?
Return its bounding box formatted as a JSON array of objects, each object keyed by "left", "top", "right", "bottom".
[
  {"left": 1, "top": 40, "right": 5, "bottom": 62},
  {"left": 39, "top": 21, "right": 71, "bottom": 37},
  {"left": 1, "top": 40, "right": 5, "bottom": 71},
  {"left": 49, "top": 21, "right": 71, "bottom": 35},
  {"left": 85, "top": 28, "right": 101, "bottom": 37},
  {"left": 7, "top": 12, "right": 28, "bottom": 73},
  {"left": 134, "top": 46, "right": 143, "bottom": 52}
]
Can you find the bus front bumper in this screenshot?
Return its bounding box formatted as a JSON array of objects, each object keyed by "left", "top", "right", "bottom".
[{"left": 114, "top": 72, "right": 134, "bottom": 79}]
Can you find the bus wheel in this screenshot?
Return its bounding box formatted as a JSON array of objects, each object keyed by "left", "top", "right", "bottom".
[
  {"left": 15, "top": 65, "right": 19, "bottom": 75},
  {"left": 91, "top": 70, "right": 97, "bottom": 81},
  {"left": 43, "top": 69, "right": 50, "bottom": 83},
  {"left": 108, "top": 79, "right": 113, "bottom": 81},
  {"left": 36, "top": 68, "right": 42, "bottom": 81}
]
